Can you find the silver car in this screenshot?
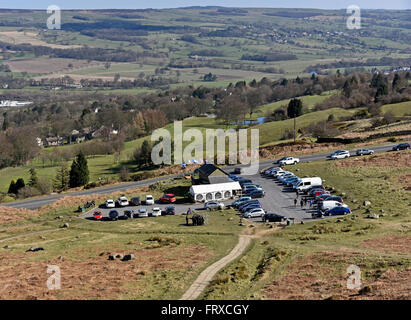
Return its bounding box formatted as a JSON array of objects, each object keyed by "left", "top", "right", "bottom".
[{"left": 204, "top": 201, "right": 225, "bottom": 210}]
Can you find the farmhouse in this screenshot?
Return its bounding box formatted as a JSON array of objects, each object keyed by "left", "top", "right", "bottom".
[{"left": 190, "top": 163, "right": 241, "bottom": 202}]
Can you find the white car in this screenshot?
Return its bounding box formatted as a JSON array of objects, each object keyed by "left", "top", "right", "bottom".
[
  {"left": 279, "top": 157, "right": 300, "bottom": 165},
  {"left": 151, "top": 207, "right": 162, "bottom": 217},
  {"left": 320, "top": 200, "right": 348, "bottom": 212},
  {"left": 145, "top": 195, "right": 155, "bottom": 205},
  {"left": 117, "top": 196, "right": 129, "bottom": 207},
  {"left": 105, "top": 199, "right": 115, "bottom": 208},
  {"left": 138, "top": 208, "right": 148, "bottom": 218},
  {"left": 204, "top": 201, "right": 225, "bottom": 210},
  {"left": 243, "top": 208, "right": 266, "bottom": 218},
  {"left": 330, "top": 150, "right": 350, "bottom": 160}
]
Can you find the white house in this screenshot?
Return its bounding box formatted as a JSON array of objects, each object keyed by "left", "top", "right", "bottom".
[{"left": 189, "top": 181, "right": 242, "bottom": 202}]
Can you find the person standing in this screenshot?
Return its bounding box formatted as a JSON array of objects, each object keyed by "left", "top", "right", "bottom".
[
  {"left": 294, "top": 198, "right": 298, "bottom": 207},
  {"left": 300, "top": 199, "right": 304, "bottom": 208}
]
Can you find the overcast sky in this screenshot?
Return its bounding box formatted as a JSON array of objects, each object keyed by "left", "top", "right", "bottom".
[{"left": 1, "top": 1, "right": 410, "bottom": 10}]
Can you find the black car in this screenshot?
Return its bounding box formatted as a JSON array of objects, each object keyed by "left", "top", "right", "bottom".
[
  {"left": 249, "top": 190, "right": 265, "bottom": 198},
  {"left": 124, "top": 210, "right": 134, "bottom": 219},
  {"left": 262, "top": 213, "right": 286, "bottom": 222},
  {"left": 392, "top": 143, "right": 410, "bottom": 151},
  {"left": 239, "top": 179, "right": 253, "bottom": 186},
  {"left": 164, "top": 206, "right": 176, "bottom": 215},
  {"left": 108, "top": 210, "right": 119, "bottom": 221},
  {"left": 234, "top": 167, "right": 242, "bottom": 174},
  {"left": 130, "top": 197, "right": 141, "bottom": 206}
]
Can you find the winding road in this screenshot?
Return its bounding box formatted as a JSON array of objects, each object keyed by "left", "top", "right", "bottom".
[{"left": 3, "top": 143, "right": 398, "bottom": 210}]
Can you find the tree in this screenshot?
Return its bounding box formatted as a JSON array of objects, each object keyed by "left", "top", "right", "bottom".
[
  {"left": 54, "top": 162, "right": 70, "bottom": 191},
  {"left": 133, "top": 140, "right": 152, "bottom": 168},
  {"left": 69, "top": 152, "right": 89, "bottom": 188},
  {"left": 8, "top": 180, "right": 17, "bottom": 194},
  {"left": 287, "top": 99, "right": 303, "bottom": 118},
  {"left": 28, "top": 168, "right": 38, "bottom": 188}
]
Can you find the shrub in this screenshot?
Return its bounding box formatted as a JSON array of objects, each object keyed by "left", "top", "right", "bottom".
[{"left": 17, "top": 186, "right": 41, "bottom": 199}]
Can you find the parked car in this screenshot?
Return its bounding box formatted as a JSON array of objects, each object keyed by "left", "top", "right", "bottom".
[
  {"left": 356, "top": 149, "right": 374, "bottom": 156},
  {"left": 239, "top": 179, "right": 253, "bottom": 186},
  {"left": 204, "top": 201, "right": 225, "bottom": 210},
  {"left": 314, "top": 191, "right": 331, "bottom": 201},
  {"left": 237, "top": 200, "right": 259, "bottom": 211},
  {"left": 392, "top": 143, "right": 410, "bottom": 151},
  {"left": 130, "top": 197, "right": 141, "bottom": 206},
  {"left": 308, "top": 186, "right": 326, "bottom": 196},
  {"left": 330, "top": 150, "right": 350, "bottom": 160},
  {"left": 234, "top": 167, "right": 242, "bottom": 174},
  {"left": 124, "top": 210, "right": 134, "bottom": 219},
  {"left": 324, "top": 206, "right": 351, "bottom": 216},
  {"left": 321, "top": 195, "right": 343, "bottom": 203},
  {"left": 151, "top": 207, "right": 162, "bottom": 217},
  {"left": 117, "top": 196, "right": 129, "bottom": 207},
  {"left": 137, "top": 208, "right": 148, "bottom": 218},
  {"left": 311, "top": 211, "right": 324, "bottom": 219},
  {"left": 93, "top": 210, "right": 103, "bottom": 220},
  {"left": 293, "top": 177, "right": 323, "bottom": 193},
  {"left": 105, "top": 199, "right": 115, "bottom": 208},
  {"left": 320, "top": 201, "right": 348, "bottom": 212},
  {"left": 164, "top": 206, "right": 176, "bottom": 215},
  {"left": 275, "top": 156, "right": 289, "bottom": 164},
  {"left": 160, "top": 193, "right": 177, "bottom": 203},
  {"left": 243, "top": 208, "right": 265, "bottom": 218},
  {"left": 145, "top": 195, "right": 155, "bottom": 205},
  {"left": 262, "top": 213, "right": 286, "bottom": 222},
  {"left": 249, "top": 190, "right": 265, "bottom": 198},
  {"left": 232, "top": 196, "right": 252, "bottom": 208},
  {"left": 229, "top": 175, "right": 240, "bottom": 181},
  {"left": 108, "top": 210, "right": 119, "bottom": 221},
  {"left": 240, "top": 203, "right": 262, "bottom": 213},
  {"left": 278, "top": 156, "right": 300, "bottom": 165}
]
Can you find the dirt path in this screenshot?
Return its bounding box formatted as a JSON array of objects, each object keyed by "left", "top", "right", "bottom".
[{"left": 180, "top": 235, "right": 252, "bottom": 300}]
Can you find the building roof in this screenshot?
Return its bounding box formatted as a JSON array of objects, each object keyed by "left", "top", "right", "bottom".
[{"left": 190, "top": 182, "right": 241, "bottom": 195}]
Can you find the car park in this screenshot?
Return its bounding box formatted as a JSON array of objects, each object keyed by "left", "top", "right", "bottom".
[
  {"left": 151, "top": 207, "right": 162, "bottom": 217},
  {"left": 117, "top": 196, "right": 129, "bottom": 207},
  {"left": 324, "top": 206, "right": 351, "bottom": 216},
  {"left": 130, "top": 197, "right": 141, "bottom": 206},
  {"left": 164, "top": 206, "right": 176, "bottom": 215},
  {"left": 204, "top": 201, "right": 225, "bottom": 210},
  {"left": 356, "top": 149, "right": 374, "bottom": 156},
  {"left": 249, "top": 190, "right": 265, "bottom": 198},
  {"left": 392, "top": 143, "right": 410, "bottom": 151},
  {"left": 243, "top": 208, "right": 265, "bottom": 218},
  {"left": 330, "top": 150, "right": 350, "bottom": 160},
  {"left": 262, "top": 213, "right": 286, "bottom": 222},
  {"left": 160, "top": 193, "right": 177, "bottom": 203},
  {"left": 278, "top": 156, "right": 300, "bottom": 165},
  {"left": 145, "top": 195, "right": 155, "bottom": 205},
  {"left": 137, "top": 208, "right": 148, "bottom": 218},
  {"left": 108, "top": 210, "right": 119, "bottom": 221},
  {"left": 93, "top": 210, "right": 103, "bottom": 220}
]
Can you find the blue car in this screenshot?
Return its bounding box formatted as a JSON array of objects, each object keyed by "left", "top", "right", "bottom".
[{"left": 324, "top": 206, "right": 351, "bottom": 216}]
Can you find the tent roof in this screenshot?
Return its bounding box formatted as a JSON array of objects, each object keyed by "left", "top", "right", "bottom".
[{"left": 190, "top": 182, "right": 241, "bottom": 194}]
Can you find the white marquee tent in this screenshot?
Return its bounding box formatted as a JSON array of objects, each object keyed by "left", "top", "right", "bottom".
[{"left": 189, "top": 181, "right": 242, "bottom": 202}]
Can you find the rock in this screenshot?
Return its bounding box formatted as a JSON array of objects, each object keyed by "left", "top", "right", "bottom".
[
  {"left": 26, "top": 247, "right": 44, "bottom": 252},
  {"left": 340, "top": 193, "right": 346, "bottom": 197},
  {"left": 228, "top": 217, "right": 234, "bottom": 221},
  {"left": 301, "top": 221, "right": 305, "bottom": 225},
  {"left": 115, "top": 254, "right": 124, "bottom": 260},
  {"left": 367, "top": 213, "right": 379, "bottom": 219},
  {"left": 60, "top": 223, "right": 69, "bottom": 228},
  {"left": 359, "top": 286, "right": 372, "bottom": 295},
  {"left": 108, "top": 255, "right": 116, "bottom": 260},
  {"left": 55, "top": 216, "right": 63, "bottom": 219},
  {"left": 122, "top": 254, "right": 135, "bottom": 261},
  {"left": 352, "top": 199, "right": 358, "bottom": 203},
  {"left": 39, "top": 236, "right": 46, "bottom": 240},
  {"left": 380, "top": 209, "right": 384, "bottom": 213},
  {"left": 363, "top": 201, "right": 372, "bottom": 207},
  {"left": 3, "top": 245, "right": 9, "bottom": 249}
]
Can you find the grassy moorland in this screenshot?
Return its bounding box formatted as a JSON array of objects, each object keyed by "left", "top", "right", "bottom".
[{"left": 201, "top": 151, "right": 411, "bottom": 300}]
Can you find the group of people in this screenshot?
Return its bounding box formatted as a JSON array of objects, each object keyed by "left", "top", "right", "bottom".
[{"left": 293, "top": 196, "right": 313, "bottom": 208}]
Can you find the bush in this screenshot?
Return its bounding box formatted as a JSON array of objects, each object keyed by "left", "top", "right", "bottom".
[
  {"left": 37, "top": 177, "right": 52, "bottom": 195},
  {"left": 17, "top": 186, "right": 41, "bottom": 199},
  {"left": 130, "top": 171, "right": 156, "bottom": 181}
]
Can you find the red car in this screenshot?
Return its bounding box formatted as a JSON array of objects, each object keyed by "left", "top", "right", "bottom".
[
  {"left": 160, "top": 194, "right": 177, "bottom": 203},
  {"left": 93, "top": 210, "right": 103, "bottom": 220}
]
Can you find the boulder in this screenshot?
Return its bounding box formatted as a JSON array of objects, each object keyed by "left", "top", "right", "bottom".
[
  {"left": 367, "top": 213, "right": 379, "bottom": 219},
  {"left": 363, "top": 201, "right": 372, "bottom": 207},
  {"left": 60, "top": 223, "right": 69, "bottom": 228}
]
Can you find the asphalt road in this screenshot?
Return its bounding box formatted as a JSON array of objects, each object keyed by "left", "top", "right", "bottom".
[{"left": 3, "top": 143, "right": 399, "bottom": 210}]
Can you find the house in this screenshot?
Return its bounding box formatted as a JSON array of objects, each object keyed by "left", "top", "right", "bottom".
[
  {"left": 194, "top": 163, "right": 231, "bottom": 185},
  {"left": 44, "top": 136, "right": 64, "bottom": 147}
]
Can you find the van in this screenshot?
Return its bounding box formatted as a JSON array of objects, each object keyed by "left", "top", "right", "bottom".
[
  {"left": 293, "top": 177, "right": 322, "bottom": 192},
  {"left": 320, "top": 200, "right": 348, "bottom": 212}
]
